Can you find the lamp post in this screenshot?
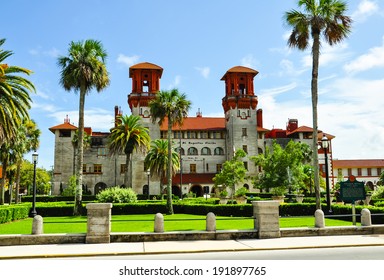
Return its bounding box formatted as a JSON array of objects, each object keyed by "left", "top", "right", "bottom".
[
  {"left": 30, "top": 152, "right": 38, "bottom": 217},
  {"left": 321, "top": 136, "right": 332, "bottom": 214},
  {"left": 146, "top": 169, "right": 150, "bottom": 200}
]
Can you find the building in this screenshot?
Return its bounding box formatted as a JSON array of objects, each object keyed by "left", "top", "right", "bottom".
[
  {"left": 50, "top": 62, "right": 333, "bottom": 196},
  {"left": 332, "top": 159, "right": 384, "bottom": 190}
]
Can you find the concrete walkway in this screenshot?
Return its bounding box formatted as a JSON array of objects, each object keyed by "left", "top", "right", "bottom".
[{"left": 1, "top": 234, "right": 384, "bottom": 259}]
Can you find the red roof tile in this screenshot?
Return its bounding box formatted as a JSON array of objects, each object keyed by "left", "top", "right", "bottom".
[
  {"left": 333, "top": 159, "right": 384, "bottom": 168},
  {"left": 49, "top": 122, "right": 77, "bottom": 133},
  {"left": 160, "top": 117, "right": 225, "bottom": 130},
  {"left": 129, "top": 62, "right": 163, "bottom": 77}
]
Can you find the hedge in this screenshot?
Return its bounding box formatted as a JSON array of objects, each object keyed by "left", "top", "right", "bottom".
[
  {"left": 21, "top": 195, "right": 96, "bottom": 203},
  {"left": 0, "top": 205, "right": 30, "bottom": 224}
]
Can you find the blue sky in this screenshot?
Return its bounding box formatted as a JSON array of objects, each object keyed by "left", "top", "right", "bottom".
[{"left": 3, "top": 0, "right": 384, "bottom": 169}]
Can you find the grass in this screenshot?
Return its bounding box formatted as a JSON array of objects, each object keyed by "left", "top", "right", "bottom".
[{"left": 0, "top": 214, "right": 359, "bottom": 235}]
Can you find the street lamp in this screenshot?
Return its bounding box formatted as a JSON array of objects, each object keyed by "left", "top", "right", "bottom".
[
  {"left": 146, "top": 169, "right": 150, "bottom": 200},
  {"left": 30, "top": 152, "right": 38, "bottom": 217},
  {"left": 321, "top": 136, "right": 332, "bottom": 214}
]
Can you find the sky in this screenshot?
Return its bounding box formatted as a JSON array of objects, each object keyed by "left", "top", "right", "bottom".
[{"left": 2, "top": 0, "right": 384, "bottom": 169}]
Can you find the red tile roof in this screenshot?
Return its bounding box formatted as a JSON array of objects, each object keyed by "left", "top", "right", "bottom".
[
  {"left": 221, "top": 66, "right": 259, "bottom": 80},
  {"left": 160, "top": 117, "right": 225, "bottom": 130},
  {"left": 129, "top": 62, "right": 163, "bottom": 77},
  {"left": 49, "top": 122, "right": 77, "bottom": 133},
  {"left": 333, "top": 159, "right": 384, "bottom": 168}
]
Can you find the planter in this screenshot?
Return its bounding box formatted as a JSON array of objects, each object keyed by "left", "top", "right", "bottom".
[
  {"left": 295, "top": 195, "right": 304, "bottom": 203},
  {"left": 219, "top": 198, "right": 229, "bottom": 204},
  {"left": 271, "top": 195, "right": 285, "bottom": 204},
  {"left": 364, "top": 194, "right": 372, "bottom": 205},
  {"left": 235, "top": 196, "right": 247, "bottom": 204}
]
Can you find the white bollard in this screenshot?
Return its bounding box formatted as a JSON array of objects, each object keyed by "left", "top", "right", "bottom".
[
  {"left": 32, "top": 215, "right": 43, "bottom": 235},
  {"left": 361, "top": 208, "right": 372, "bottom": 226},
  {"left": 206, "top": 212, "right": 216, "bottom": 232},
  {"left": 315, "top": 209, "right": 325, "bottom": 228},
  {"left": 154, "top": 213, "right": 164, "bottom": 233}
]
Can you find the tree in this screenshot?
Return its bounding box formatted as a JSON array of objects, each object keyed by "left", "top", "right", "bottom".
[
  {"left": 149, "top": 89, "right": 191, "bottom": 214},
  {"left": 251, "top": 141, "right": 312, "bottom": 196},
  {"left": 213, "top": 149, "right": 247, "bottom": 200},
  {"left": 108, "top": 114, "right": 150, "bottom": 187},
  {"left": 284, "top": 0, "right": 352, "bottom": 209},
  {"left": 57, "top": 39, "right": 110, "bottom": 215},
  {"left": 0, "top": 38, "right": 34, "bottom": 144},
  {"left": 19, "top": 160, "right": 51, "bottom": 195},
  {"left": 144, "top": 139, "right": 180, "bottom": 196}
]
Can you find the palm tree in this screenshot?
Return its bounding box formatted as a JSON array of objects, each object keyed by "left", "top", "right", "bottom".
[
  {"left": 57, "top": 39, "right": 110, "bottom": 215},
  {"left": 0, "top": 38, "right": 34, "bottom": 144},
  {"left": 108, "top": 114, "right": 150, "bottom": 187},
  {"left": 149, "top": 89, "right": 191, "bottom": 214},
  {"left": 284, "top": 0, "right": 351, "bottom": 210},
  {"left": 144, "top": 139, "right": 180, "bottom": 196}
]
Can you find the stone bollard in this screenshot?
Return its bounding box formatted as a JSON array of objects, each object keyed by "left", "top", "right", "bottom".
[
  {"left": 315, "top": 209, "right": 325, "bottom": 228},
  {"left": 86, "top": 203, "right": 112, "bottom": 244},
  {"left": 154, "top": 213, "right": 164, "bottom": 233},
  {"left": 206, "top": 212, "right": 216, "bottom": 232},
  {"left": 252, "top": 201, "right": 280, "bottom": 239},
  {"left": 32, "top": 215, "right": 43, "bottom": 235},
  {"left": 361, "top": 208, "right": 372, "bottom": 226}
]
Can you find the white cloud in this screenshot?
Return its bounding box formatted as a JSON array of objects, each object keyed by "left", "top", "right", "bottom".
[
  {"left": 344, "top": 36, "right": 384, "bottom": 74},
  {"left": 352, "top": 0, "right": 379, "bottom": 22},
  {"left": 301, "top": 42, "right": 350, "bottom": 68},
  {"left": 168, "top": 75, "right": 181, "bottom": 89},
  {"left": 116, "top": 54, "right": 140, "bottom": 67},
  {"left": 49, "top": 108, "right": 115, "bottom": 131},
  {"left": 195, "top": 66, "right": 210, "bottom": 79},
  {"left": 259, "top": 82, "right": 297, "bottom": 97},
  {"left": 241, "top": 54, "right": 258, "bottom": 68},
  {"left": 28, "top": 47, "right": 60, "bottom": 58}
]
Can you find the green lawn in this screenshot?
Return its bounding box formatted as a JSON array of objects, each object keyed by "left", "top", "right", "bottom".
[{"left": 0, "top": 214, "right": 358, "bottom": 235}]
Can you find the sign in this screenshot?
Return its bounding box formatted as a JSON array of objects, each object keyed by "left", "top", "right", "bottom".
[{"left": 339, "top": 175, "right": 366, "bottom": 203}]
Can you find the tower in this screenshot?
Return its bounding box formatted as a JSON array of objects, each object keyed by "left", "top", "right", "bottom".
[
  {"left": 127, "top": 62, "right": 163, "bottom": 193},
  {"left": 221, "top": 66, "right": 259, "bottom": 177}
]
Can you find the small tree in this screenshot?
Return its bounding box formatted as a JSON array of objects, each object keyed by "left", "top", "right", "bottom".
[{"left": 213, "top": 149, "right": 247, "bottom": 200}]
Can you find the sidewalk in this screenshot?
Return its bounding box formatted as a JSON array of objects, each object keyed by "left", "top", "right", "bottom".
[{"left": 1, "top": 234, "right": 384, "bottom": 259}]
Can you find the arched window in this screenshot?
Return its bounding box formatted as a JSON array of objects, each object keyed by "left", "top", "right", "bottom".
[
  {"left": 214, "top": 147, "right": 224, "bottom": 155},
  {"left": 176, "top": 147, "right": 185, "bottom": 155},
  {"left": 188, "top": 147, "right": 198, "bottom": 155},
  {"left": 201, "top": 147, "right": 211, "bottom": 155}
]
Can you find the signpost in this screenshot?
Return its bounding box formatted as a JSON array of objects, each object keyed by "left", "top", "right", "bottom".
[{"left": 339, "top": 175, "right": 366, "bottom": 225}]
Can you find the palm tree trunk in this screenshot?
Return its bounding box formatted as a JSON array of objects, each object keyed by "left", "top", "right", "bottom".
[
  {"left": 15, "top": 161, "right": 21, "bottom": 203},
  {"left": 74, "top": 89, "right": 85, "bottom": 215},
  {"left": 124, "top": 152, "right": 131, "bottom": 187},
  {"left": 312, "top": 31, "right": 321, "bottom": 210},
  {"left": 166, "top": 121, "right": 174, "bottom": 214},
  {"left": 0, "top": 162, "right": 6, "bottom": 205}
]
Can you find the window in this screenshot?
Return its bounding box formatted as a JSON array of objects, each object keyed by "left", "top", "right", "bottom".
[
  {"left": 206, "top": 163, "right": 209, "bottom": 172},
  {"left": 216, "top": 164, "right": 222, "bottom": 172},
  {"left": 242, "top": 145, "right": 248, "bottom": 154},
  {"left": 188, "top": 147, "right": 198, "bottom": 155},
  {"left": 120, "top": 164, "right": 127, "bottom": 174},
  {"left": 337, "top": 168, "right": 342, "bottom": 176},
  {"left": 368, "top": 168, "right": 372, "bottom": 176},
  {"left": 187, "top": 131, "right": 197, "bottom": 139},
  {"left": 94, "top": 164, "right": 102, "bottom": 173},
  {"left": 97, "top": 147, "right": 107, "bottom": 156},
  {"left": 201, "top": 147, "right": 211, "bottom": 155},
  {"left": 83, "top": 164, "right": 87, "bottom": 173},
  {"left": 201, "top": 131, "right": 208, "bottom": 139},
  {"left": 358, "top": 168, "right": 362, "bottom": 176},
  {"left": 59, "top": 130, "right": 71, "bottom": 137},
  {"left": 160, "top": 131, "right": 167, "bottom": 139},
  {"left": 190, "top": 164, "right": 196, "bottom": 173},
  {"left": 348, "top": 168, "right": 352, "bottom": 176},
  {"left": 244, "top": 161, "right": 248, "bottom": 171},
  {"left": 214, "top": 147, "right": 224, "bottom": 155},
  {"left": 176, "top": 147, "right": 185, "bottom": 155},
  {"left": 242, "top": 128, "right": 247, "bottom": 136},
  {"left": 377, "top": 168, "right": 382, "bottom": 176}
]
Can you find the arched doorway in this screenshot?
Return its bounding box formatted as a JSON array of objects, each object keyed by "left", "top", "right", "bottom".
[
  {"left": 94, "top": 182, "right": 107, "bottom": 195},
  {"left": 190, "top": 185, "right": 203, "bottom": 197},
  {"left": 172, "top": 185, "right": 181, "bottom": 198}
]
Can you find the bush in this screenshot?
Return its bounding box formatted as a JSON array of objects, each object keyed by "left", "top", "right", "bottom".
[
  {"left": 372, "top": 186, "right": 384, "bottom": 199},
  {"left": 96, "top": 186, "right": 138, "bottom": 203},
  {"left": 0, "top": 205, "right": 30, "bottom": 224}
]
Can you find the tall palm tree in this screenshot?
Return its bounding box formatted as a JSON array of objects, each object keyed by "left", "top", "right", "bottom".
[
  {"left": 0, "top": 39, "right": 34, "bottom": 205},
  {"left": 284, "top": 0, "right": 351, "bottom": 210},
  {"left": 144, "top": 139, "right": 180, "bottom": 196},
  {"left": 108, "top": 115, "right": 150, "bottom": 187},
  {"left": 58, "top": 39, "right": 110, "bottom": 215},
  {"left": 149, "top": 89, "right": 191, "bottom": 214},
  {"left": 0, "top": 38, "right": 34, "bottom": 144}
]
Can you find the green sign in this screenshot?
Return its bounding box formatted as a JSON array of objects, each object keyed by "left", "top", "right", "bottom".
[{"left": 340, "top": 176, "right": 365, "bottom": 203}]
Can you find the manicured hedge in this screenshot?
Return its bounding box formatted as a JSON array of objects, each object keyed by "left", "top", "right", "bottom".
[
  {"left": 0, "top": 205, "right": 30, "bottom": 224},
  {"left": 21, "top": 195, "right": 96, "bottom": 203}
]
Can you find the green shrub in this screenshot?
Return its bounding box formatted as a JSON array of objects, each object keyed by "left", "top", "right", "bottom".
[
  {"left": 0, "top": 205, "right": 30, "bottom": 224},
  {"left": 372, "top": 186, "right": 384, "bottom": 199},
  {"left": 96, "top": 186, "right": 138, "bottom": 203}
]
